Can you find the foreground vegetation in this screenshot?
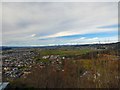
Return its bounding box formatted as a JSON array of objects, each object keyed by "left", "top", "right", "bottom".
[{"left": 8, "top": 60, "right": 119, "bottom": 88}]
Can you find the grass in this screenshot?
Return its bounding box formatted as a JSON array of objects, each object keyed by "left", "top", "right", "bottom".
[
  {"left": 37, "top": 59, "right": 50, "bottom": 63},
  {"left": 39, "top": 48, "right": 93, "bottom": 56}
]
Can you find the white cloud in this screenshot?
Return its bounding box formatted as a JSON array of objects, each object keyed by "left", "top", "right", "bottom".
[
  {"left": 67, "top": 36, "right": 118, "bottom": 45},
  {"left": 31, "top": 34, "right": 36, "bottom": 37},
  {"left": 2, "top": 2, "right": 118, "bottom": 46}
]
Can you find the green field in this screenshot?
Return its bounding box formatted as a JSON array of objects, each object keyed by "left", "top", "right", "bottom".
[{"left": 39, "top": 48, "right": 93, "bottom": 56}]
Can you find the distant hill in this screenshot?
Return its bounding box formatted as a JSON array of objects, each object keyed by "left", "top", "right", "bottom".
[
  {"left": 0, "top": 46, "right": 12, "bottom": 50},
  {"left": 1, "top": 42, "right": 119, "bottom": 50}
]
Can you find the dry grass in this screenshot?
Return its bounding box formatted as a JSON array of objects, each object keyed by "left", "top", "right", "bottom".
[{"left": 8, "top": 54, "right": 119, "bottom": 88}]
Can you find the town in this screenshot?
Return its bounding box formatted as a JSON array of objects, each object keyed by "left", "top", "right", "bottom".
[{"left": 2, "top": 47, "right": 67, "bottom": 80}]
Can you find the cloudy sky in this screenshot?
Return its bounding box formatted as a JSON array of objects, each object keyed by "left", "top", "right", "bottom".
[{"left": 2, "top": 2, "right": 118, "bottom": 46}]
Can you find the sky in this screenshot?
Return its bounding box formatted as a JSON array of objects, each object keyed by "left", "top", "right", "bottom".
[{"left": 2, "top": 2, "right": 118, "bottom": 46}]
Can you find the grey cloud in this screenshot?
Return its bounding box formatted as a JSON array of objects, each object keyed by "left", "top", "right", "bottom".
[{"left": 2, "top": 2, "right": 118, "bottom": 46}]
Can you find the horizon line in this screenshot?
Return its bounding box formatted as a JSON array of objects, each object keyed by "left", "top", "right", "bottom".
[{"left": 1, "top": 41, "right": 119, "bottom": 47}]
